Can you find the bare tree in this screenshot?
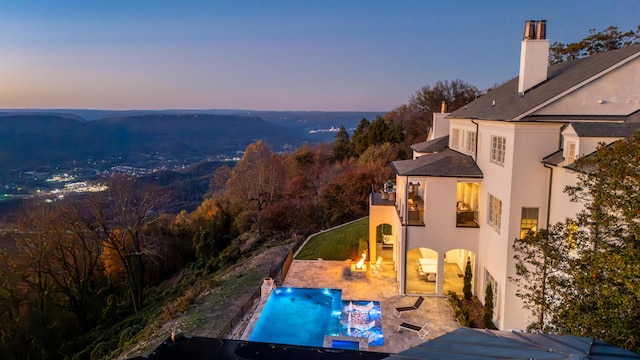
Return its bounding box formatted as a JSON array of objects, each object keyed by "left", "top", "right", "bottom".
[
  {"left": 84, "top": 175, "right": 165, "bottom": 313},
  {"left": 406, "top": 79, "right": 481, "bottom": 143}
]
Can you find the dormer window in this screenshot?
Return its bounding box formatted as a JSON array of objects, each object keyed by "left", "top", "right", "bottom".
[{"left": 566, "top": 141, "right": 576, "bottom": 164}]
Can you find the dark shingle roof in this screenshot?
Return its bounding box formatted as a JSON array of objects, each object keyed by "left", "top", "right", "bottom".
[
  {"left": 570, "top": 121, "right": 640, "bottom": 137},
  {"left": 411, "top": 135, "right": 449, "bottom": 153},
  {"left": 391, "top": 149, "right": 482, "bottom": 178},
  {"left": 448, "top": 44, "right": 640, "bottom": 121},
  {"left": 542, "top": 149, "right": 564, "bottom": 166},
  {"left": 384, "top": 328, "right": 640, "bottom": 360}
]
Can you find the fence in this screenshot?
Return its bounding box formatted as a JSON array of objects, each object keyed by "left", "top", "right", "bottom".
[{"left": 221, "top": 233, "right": 307, "bottom": 338}]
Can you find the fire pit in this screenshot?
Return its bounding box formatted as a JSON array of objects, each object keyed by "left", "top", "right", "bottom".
[{"left": 351, "top": 252, "right": 368, "bottom": 276}]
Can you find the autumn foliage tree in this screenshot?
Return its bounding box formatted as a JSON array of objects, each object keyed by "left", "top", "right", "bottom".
[
  {"left": 321, "top": 166, "right": 378, "bottom": 226},
  {"left": 549, "top": 25, "right": 640, "bottom": 64},
  {"left": 192, "top": 199, "right": 238, "bottom": 271},
  {"left": 225, "top": 140, "right": 285, "bottom": 236}
]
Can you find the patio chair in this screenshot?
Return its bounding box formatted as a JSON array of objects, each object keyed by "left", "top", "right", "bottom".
[
  {"left": 364, "top": 331, "right": 377, "bottom": 344},
  {"left": 351, "top": 301, "right": 375, "bottom": 313},
  {"left": 397, "top": 321, "right": 430, "bottom": 339},
  {"left": 394, "top": 296, "right": 424, "bottom": 317},
  {"left": 354, "top": 320, "right": 376, "bottom": 331},
  {"left": 370, "top": 257, "right": 383, "bottom": 278}
]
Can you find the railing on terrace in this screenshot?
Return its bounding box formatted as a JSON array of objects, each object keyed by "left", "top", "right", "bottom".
[
  {"left": 222, "top": 233, "right": 307, "bottom": 338},
  {"left": 407, "top": 196, "right": 425, "bottom": 225},
  {"left": 456, "top": 210, "right": 480, "bottom": 228},
  {"left": 408, "top": 210, "right": 424, "bottom": 225}
]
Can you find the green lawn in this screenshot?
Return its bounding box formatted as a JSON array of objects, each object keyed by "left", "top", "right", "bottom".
[{"left": 295, "top": 218, "right": 369, "bottom": 260}]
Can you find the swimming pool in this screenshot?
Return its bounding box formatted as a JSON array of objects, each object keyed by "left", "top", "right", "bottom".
[{"left": 248, "top": 288, "right": 384, "bottom": 348}]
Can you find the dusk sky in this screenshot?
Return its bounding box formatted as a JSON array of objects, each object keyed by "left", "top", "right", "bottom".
[{"left": 2, "top": 0, "right": 639, "bottom": 112}]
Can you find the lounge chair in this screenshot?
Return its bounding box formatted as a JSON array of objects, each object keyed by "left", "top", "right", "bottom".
[
  {"left": 397, "top": 321, "right": 430, "bottom": 339},
  {"left": 394, "top": 296, "right": 424, "bottom": 317}
]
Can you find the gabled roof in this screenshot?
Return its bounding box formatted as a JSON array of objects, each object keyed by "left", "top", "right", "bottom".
[
  {"left": 385, "top": 328, "right": 640, "bottom": 360},
  {"left": 569, "top": 120, "right": 640, "bottom": 137},
  {"left": 542, "top": 115, "right": 640, "bottom": 167},
  {"left": 448, "top": 44, "right": 640, "bottom": 121},
  {"left": 411, "top": 135, "right": 449, "bottom": 153},
  {"left": 392, "top": 149, "right": 482, "bottom": 178}
]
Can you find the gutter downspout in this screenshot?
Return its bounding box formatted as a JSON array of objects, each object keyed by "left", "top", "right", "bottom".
[
  {"left": 400, "top": 175, "right": 409, "bottom": 295},
  {"left": 543, "top": 164, "right": 553, "bottom": 228},
  {"left": 543, "top": 123, "right": 569, "bottom": 228}
]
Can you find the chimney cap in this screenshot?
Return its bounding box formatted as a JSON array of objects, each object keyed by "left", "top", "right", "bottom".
[{"left": 523, "top": 19, "right": 547, "bottom": 40}]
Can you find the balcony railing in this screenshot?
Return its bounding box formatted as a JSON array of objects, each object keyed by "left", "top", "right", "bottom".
[
  {"left": 456, "top": 210, "right": 479, "bottom": 228},
  {"left": 407, "top": 196, "right": 424, "bottom": 225},
  {"left": 408, "top": 210, "right": 424, "bottom": 225}
]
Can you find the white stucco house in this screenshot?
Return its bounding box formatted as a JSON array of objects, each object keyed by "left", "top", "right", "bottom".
[{"left": 368, "top": 20, "right": 640, "bottom": 330}]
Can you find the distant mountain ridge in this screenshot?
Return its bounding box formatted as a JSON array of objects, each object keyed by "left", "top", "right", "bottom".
[
  {"left": 0, "top": 109, "right": 385, "bottom": 181},
  {"left": 0, "top": 113, "right": 306, "bottom": 178}
]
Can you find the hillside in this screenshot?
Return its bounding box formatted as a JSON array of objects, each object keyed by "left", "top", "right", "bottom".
[
  {"left": 90, "top": 113, "right": 304, "bottom": 155},
  {"left": 0, "top": 113, "right": 306, "bottom": 180}
]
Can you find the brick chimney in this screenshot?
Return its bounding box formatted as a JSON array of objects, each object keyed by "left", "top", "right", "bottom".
[{"left": 518, "top": 20, "right": 549, "bottom": 94}]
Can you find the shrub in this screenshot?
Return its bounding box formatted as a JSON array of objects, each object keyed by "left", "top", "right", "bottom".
[
  {"left": 118, "top": 323, "right": 143, "bottom": 348},
  {"left": 175, "top": 288, "right": 198, "bottom": 313},
  {"left": 447, "top": 291, "right": 474, "bottom": 327},
  {"left": 161, "top": 303, "right": 178, "bottom": 323},
  {"left": 90, "top": 341, "right": 113, "bottom": 360}
]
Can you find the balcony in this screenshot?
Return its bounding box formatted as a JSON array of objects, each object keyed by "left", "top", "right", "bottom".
[
  {"left": 456, "top": 182, "right": 480, "bottom": 228},
  {"left": 456, "top": 208, "right": 479, "bottom": 228},
  {"left": 407, "top": 196, "right": 424, "bottom": 226}
]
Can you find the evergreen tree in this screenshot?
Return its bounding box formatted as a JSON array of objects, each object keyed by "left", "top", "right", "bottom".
[
  {"left": 463, "top": 260, "right": 472, "bottom": 300},
  {"left": 333, "top": 124, "right": 351, "bottom": 161},
  {"left": 483, "top": 282, "right": 494, "bottom": 329},
  {"left": 350, "top": 118, "right": 371, "bottom": 157}
]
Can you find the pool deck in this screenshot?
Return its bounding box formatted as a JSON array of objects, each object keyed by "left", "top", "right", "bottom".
[{"left": 240, "top": 259, "right": 460, "bottom": 354}]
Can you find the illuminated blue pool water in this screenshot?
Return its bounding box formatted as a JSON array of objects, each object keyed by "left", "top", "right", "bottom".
[
  {"left": 249, "top": 288, "right": 384, "bottom": 348},
  {"left": 249, "top": 287, "right": 342, "bottom": 347}
]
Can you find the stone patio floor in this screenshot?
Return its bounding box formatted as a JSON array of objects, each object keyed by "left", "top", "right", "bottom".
[{"left": 240, "top": 259, "right": 460, "bottom": 354}]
